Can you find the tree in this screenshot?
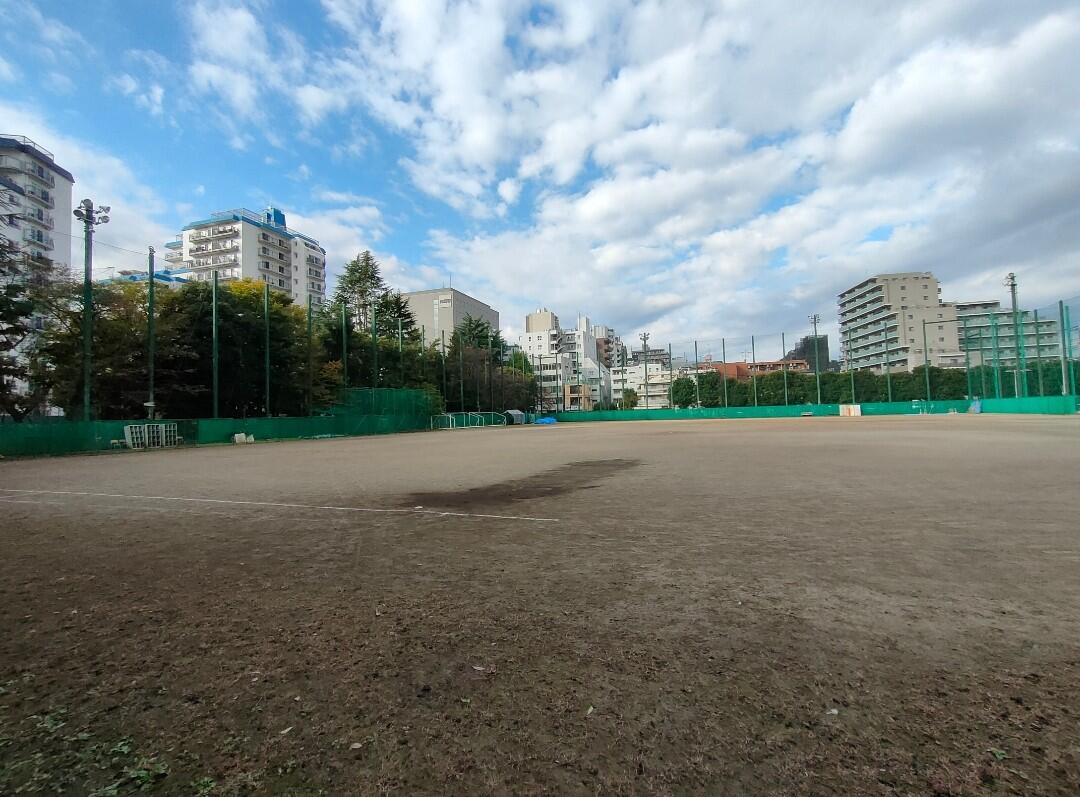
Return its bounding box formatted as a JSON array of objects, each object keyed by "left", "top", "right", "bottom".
[
  {"left": 333, "top": 251, "right": 384, "bottom": 327},
  {"left": 697, "top": 371, "right": 722, "bottom": 407},
  {"left": 621, "top": 388, "right": 639, "bottom": 409},
  {"left": 670, "top": 376, "right": 697, "bottom": 408}
]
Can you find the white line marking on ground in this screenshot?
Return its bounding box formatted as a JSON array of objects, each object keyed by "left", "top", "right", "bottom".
[{"left": 0, "top": 488, "right": 559, "bottom": 523}]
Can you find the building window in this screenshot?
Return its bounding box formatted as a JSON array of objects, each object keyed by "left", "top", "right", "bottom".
[
  {"left": 278, "top": 279, "right": 285, "bottom": 287},
  {"left": 907, "top": 314, "right": 913, "bottom": 319}
]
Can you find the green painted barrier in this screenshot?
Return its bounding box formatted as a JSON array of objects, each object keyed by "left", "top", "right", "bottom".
[
  {"left": 0, "top": 388, "right": 437, "bottom": 457},
  {"left": 553, "top": 405, "right": 839, "bottom": 422},
  {"left": 979, "top": 396, "right": 1078, "bottom": 414},
  {"left": 859, "top": 400, "right": 972, "bottom": 415}
]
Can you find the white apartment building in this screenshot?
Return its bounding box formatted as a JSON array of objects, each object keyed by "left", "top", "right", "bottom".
[
  {"left": 611, "top": 361, "right": 671, "bottom": 408},
  {"left": 1, "top": 174, "right": 25, "bottom": 245},
  {"left": 955, "top": 301, "right": 1061, "bottom": 368},
  {"left": 164, "top": 206, "right": 326, "bottom": 306},
  {"left": 838, "top": 272, "right": 962, "bottom": 373},
  {"left": 402, "top": 287, "right": 499, "bottom": 349},
  {"left": 519, "top": 310, "right": 613, "bottom": 410},
  {"left": 0, "top": 135, "right": 74, "bottom": 268},
  {"left": 520, "top": 309, "right": 571, "bottom": 411}
]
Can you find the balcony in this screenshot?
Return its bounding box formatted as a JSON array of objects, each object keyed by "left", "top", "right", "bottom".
[
  {"left": 22, "top": 228, "right": 54, "bottom": 250},
  {"left": 259, "top": 233, "right": 289, "bottom": 250},
  {"left": 23, "top": 185, "right": 54, "bottom": 208},
  {"left": 207, "top": 225, "right": 239, "bottom": 238},
  {"left": 193, "top": 253, "right": 239, "bottom": 267},
  {"left": 26, "top": 211, "right": 54, "bottom": 230},
  {"left": 164, "top": 250, "right": 182, "bottom": 262}
]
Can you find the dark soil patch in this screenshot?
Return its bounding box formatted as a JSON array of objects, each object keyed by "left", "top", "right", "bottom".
[{"left": 398, "top": 458, "right": 639, "bottom": 510}]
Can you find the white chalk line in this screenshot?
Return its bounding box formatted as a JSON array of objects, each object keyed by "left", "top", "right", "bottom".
[{"left": 0, "top": 488, "right": 559, "bottom": 523}]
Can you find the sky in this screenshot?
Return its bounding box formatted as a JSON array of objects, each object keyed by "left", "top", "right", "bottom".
[{"left": 2, "top": 0, "right": 1079, "bottom": 354}]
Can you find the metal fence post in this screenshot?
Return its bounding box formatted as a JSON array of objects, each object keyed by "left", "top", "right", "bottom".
[
  {"left": 147, "top": 247, "right": 155, "bottom": 419},
  {"left": 306, "top": 294, "right": 313, "bottom": 415},
  {"left": 750, "top": 335, "right": 758, "bottom": 406},
  {"left": 990, "top": 312, "right": 1002, "bottom": 398},
  {"left": 212, "top": 269, "right": 219, "bottom": 418},
  {"left": 847, "top": 327, "right": 855, "bottom": 404},
  {"left": 922, "top": 319, "right": 931, "bottom": 402},
  {"left": 340, "top": 300, "right": 348, "bottom": 389},
  {"left": 721, "top": 337, "right": 729, "bottom": 408},
  {"left": 1060, "top": 300, "right": 1070, "bottom": 396},
  {"left": 693, "top": 340, "right": 701, "bottom": 406},
  {"left": 265, "top": 283, "right": 272, "bottom": 415},
  {"left": 961, "top": 316, "right": 972, "bottom": 398},
  {"left": 1033, "top": 309, "right": 1044, "bottom": 397},
  {"left": 883, "top": 321, "right": 892, "bottom": 402},
  {"left": 1066, "top": 304, "right": 1077, "bottom": 395},
  {"left": 781, "top": 332, "right": 788, "bottom": 405}
]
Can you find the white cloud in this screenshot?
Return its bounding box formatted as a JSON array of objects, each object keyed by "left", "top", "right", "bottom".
[
  {"left": 0, "top": 55, "right": 18, "bottom": 82},
  {"left": 111, "top": 1, "right": 1080, "bottom": 343},
  {"left": 44, "top": 71, "right": 75, "bottom": 94},
  {"left": 0, "top": 99, "right": 174, "bottom": 274},
  {"left": 194, "top": 184, "right": 206, "bottom": 196}
]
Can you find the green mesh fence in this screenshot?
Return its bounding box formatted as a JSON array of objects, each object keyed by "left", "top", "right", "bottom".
[{"left": 0, "top": 388, "right": 437, "bottom": 457}]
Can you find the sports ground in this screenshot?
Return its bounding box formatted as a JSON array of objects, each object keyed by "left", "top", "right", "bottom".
[{"left": 2, "top": 415, "right": 1079, "bottom": 795}]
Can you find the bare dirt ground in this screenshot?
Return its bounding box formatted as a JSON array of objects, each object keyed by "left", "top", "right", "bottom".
[{"left": 2, "top": 415, "right": 1079, "bottom": 796}]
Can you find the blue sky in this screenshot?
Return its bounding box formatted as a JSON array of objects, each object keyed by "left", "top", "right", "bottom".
[{"left": 2, "top": 0, "right": 1079, "bottom": 349}]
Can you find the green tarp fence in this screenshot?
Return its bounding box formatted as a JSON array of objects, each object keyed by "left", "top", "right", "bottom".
[
  {"left": 0, "top": 388, "right": 436, "bottom": 458},
  {"left": 552, "top": 395, "right": 1077, "bottom": 423}
]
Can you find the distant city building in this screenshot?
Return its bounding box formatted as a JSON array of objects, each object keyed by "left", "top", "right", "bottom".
[
  {"left": 839, "top": 271, "right": 1063, "bottom": 375},
  {"left": 1, "top": 174, "right": 25, "bottom": 245},
  {"left": 955, "top": 301, "right": 1060, "bottom": 369},
  {"left": 519, "top": 309, "right": 614, "bottom": 410},
  {"left": 747, "top": 358, "right": 809, "bottom": 376},
  {"left": 784, "top": 334, "right": 830, "bottom": 372},
  {"left": 164, "top": 206, "right": 326, "bottom": 306},
  {"left": 612, "top": 360, "right": 671, "bottom": 408},
  {"left": 0, "top": 134, "right": 74, "bottom": 268},
  {"left": 839, "top": 272, "right": 960, "bottom": 373},
  {"left": 402, "top": 287, "right": 500, "bottom": 350}
]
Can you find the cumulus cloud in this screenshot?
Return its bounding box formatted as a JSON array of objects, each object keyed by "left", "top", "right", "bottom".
[
  {"left": 0, "top": 100, "right": 174, "bottom": 274},
  {"left": 33, "top": 0, "right": 1080, "bottom": 346}
]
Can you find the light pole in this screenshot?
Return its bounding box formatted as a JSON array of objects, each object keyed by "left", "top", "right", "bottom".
[
  {"left": 808, "top": 314, "right": 822, "bottom": 404},
  {"left": 639, "top": 332, "right": 650, "bottom": 409},
  {"left": 73, "top": 199, "right": 109, "bottom": 421}
]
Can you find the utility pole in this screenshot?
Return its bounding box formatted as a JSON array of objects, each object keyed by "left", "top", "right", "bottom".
[
  {"left": 73, "top": 199, "right": 109, "bottom": 421},
  {"left": 146, "top": 246, "right": 155, "bottom": 419},
  {"left": 1005, "top": 273, "right": 1027, "bottom": 397},
  {"left": 809, "top": 314, "right": 822, "bottom": 404},
  {"left": 639, "top": 332, "right": 650, "bottom": 409}
]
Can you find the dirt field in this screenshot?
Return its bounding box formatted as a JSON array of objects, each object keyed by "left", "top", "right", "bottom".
[{"left": 2, "top": 415, "right": 1079, "bottom": 796}]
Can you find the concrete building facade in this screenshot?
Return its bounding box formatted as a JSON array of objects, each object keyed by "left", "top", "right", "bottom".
[
  {"left": 164, "top": 206, "right": 326, "bottom": 306},
  {"left": 519, "top": 310, "right": 613, "bottom": 411},
  {"left": 402, "top": 287, "right": 500, "bottom": 350},
  {"left": 955, "top": 301, "right": 1061, "bottom": 368},
  {"left": 839, "top": 272, "right": 962, "bottom": 373},
  {"left": 0, "top": 135, "right": 74, "bottom": 269}
]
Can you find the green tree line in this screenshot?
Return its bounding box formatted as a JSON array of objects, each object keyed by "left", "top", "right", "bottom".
[
  {"left": 664, "top": 362, "right": 1075, "bottom": 409},
  {"left": 1, "top": 247, "right": 536, "bottom": 421}
]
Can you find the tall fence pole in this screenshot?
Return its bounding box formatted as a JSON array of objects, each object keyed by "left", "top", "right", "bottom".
[
  {"left": 370, "top": 302, "right": 379, "bottom": 389},
  {"left": 212, "top": 269, "right": 219, "bottom": 419},
  {"left": 781, "top": 332, "right": 788, "bottom": 406},
  {"left": 750, "top": 335, "right": 758, "bottom": 406},
  {"left": 847, "top": 327, "right": 855, "bottom": 403},
  {"left": 990, "top": 313, "right": 1002, "bottom": 398},
  {"left": 1007, "top": 273, "right": 1028, "bottom": 398},
  {"left": 79, "top": 209, "right": 94, "bottom": 421},
  {"left": 1066, "top": 304, "right": 1077, "bottom": 395},
  {"left": 922, "top": 320, "right": 931, "bottom": 402},
  {"left": 305, "top": 294, "right": 313, "bottom": 415},
  {"left": 693, "top": 340, "right": 700, "bottom": 407},
  {"left": 883, "top": 321, "right": 892, "bottom": 402},
  {"left": 457, "top": 333, "right": 464, "bottom": 412},
  {"left": 1060, "top": 301, "right": 1070, "bottom": 396},
  {"left": 264, "top": 283, "right": 272, "bottom": 415},
  {"left": 721, "top": 337, "right": 729, "bottom": 407},
  {"left": 146, "top": 246, "right": 155, "bottom": 419},
  {"left": 962, "top": 316, "right": 972, "bottom": 398},
  {"left": 1033, "top": 309, "right": 1044, "bottom": 397},
  {"left": 441, "top": 330, "right": 448, "bottom": 403},
  {"left": 340, "top": 301, "right": 348, "bottom": 389},
  {"left": 978, "top": 330, "right": 987, "bottom": 397},
  {"left": 810, "top": 315, "right": 822, "bottom": 404},
  {"left": 668, "top": 343, "right": 674, "bottom": 408}
]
